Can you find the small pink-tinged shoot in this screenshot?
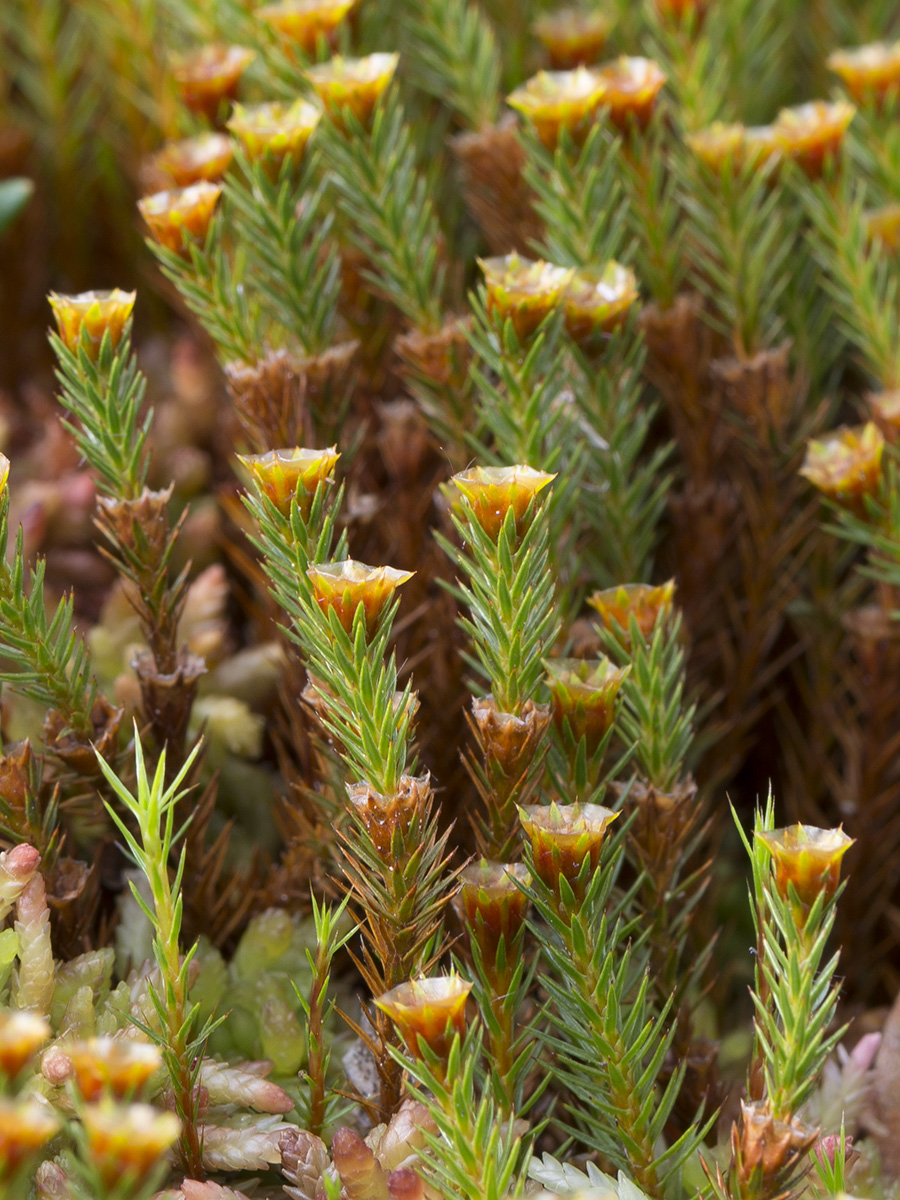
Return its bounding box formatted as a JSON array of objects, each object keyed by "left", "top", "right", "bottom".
[
  {"left": 756, "top": 823, "right": 854, "bottom": 922},
  {"left": 375, "top": 976, "right": 472, "bottom": 1064},
  {"left": 0, "top": 844, "right": 40, "bottom": 924},
  {"left": 589, "top": 580, "right": 676, "bottom": 645},
  {"left": 237, "top": 446, "right": 339, "bottom": 518},
  {"left": 147, "top": 133, "right": 233, "bottom": 189},
  {"left": 172, "top": 44, "right": 255, "bottom": 120},
  {"left": 181, "top": 1184, "right": 253, "bottom": 1200},
  {"left": 545, "top": 657, "right": 629, "bottom": 755},
  {"left": 3, "top": 844, "right": 39, "bottom": 880},
  {"left": 307, "top": 559, "right": 413, "bottom": 637},
  {"left": 48, "top": 289, "right": 136, "bottom": 361},
  {"left": 520, "top": 801, "right": 619, "bottom": 903},
  {"left": 814, "top": 1132, "right": 853, "bottom": 1170},
  {"left": 450, "top": 464, "right": 556, "bottom": 542},
  {"left": 138, "top": 182, "right": 221, "bottom": 256},
  {"left": 772, "top": 101, "right": 855, "bottom": 178},
  {"left": 197, "top": 1060, "right": 294, "bottom": 1113},
  {"left": 0, "top": 454, "right": 9, "bottom": 499},
  {"left": 479, "top": 253, "right": 574, "bottom": 340},
  {"left": 593, "top": 56, "right": 667, "bottom": 131},
  {"left": 507, "top": 68, "right": 607, "bottom": 147},
  {"left": 306, "top": 53, "right": 399, "bottom": 129},
  {"left": 564, "top": 261, "right": 639, "bottom": 344},
  {"left": 227, "top": 100, "right": 321, "bottom": 175},
  {"left": 800, "top": 423, "right": 884, "bottom": 512},
  {"left": 258, "top": 0, "right": 358, "bottom": 58},
  {"left": 533, "top": 8, "right": 611, "bottom": 70},
  {"left": 849, "top": 1030, "right": 882, "bottom": 1073},
  {"left": 828, "top": 41, "right": 900, "bottom": 108}
]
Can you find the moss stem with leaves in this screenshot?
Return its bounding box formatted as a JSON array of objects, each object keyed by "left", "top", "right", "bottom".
[{"left": 96, "top": 729, "right": 212, "bottom": 1179}]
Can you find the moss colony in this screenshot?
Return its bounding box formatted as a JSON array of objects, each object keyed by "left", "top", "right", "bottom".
[{"left": 2, "top": 0, "right": 900, "bottom": 1198}]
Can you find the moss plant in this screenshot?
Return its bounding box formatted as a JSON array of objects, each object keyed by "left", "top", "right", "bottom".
[{"left": 3, "top": 1, "right": 900, "bottom": 1196}]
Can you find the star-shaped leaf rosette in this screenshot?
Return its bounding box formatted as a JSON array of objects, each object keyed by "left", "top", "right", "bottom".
[
  {"left": 799, "top": 423, "right": 900, "bottom": 603},
  {"left": 307, "top": 52, "right": 399, "bottom": 132},
  {"left": 259, "top": 0, "right": 360, "bottom": 63},
  {"left": 439, "top": 465, "right": 559, "bottom": 860},
  {"left": 756, "top": 823, "right": 855, "bottom": 931},
  {"left": 228, "top": 99, "right": 321, "bottom": 181},
  {"left": 375, "top": 976, "right": 472, "bottom": 1075},
  {"left": 519, "top": 800, "right": 619, "bottom": 910},
  {"left": 544, "top": 656, "right": 629, "bottom": 798},
  {"left": 138, "top": 182, "right": 222, "bottom": 257},
  {"left": 171, "top": 43, "right": 254, "bottom": 121},
  {"left": 828, "top": 39, "right": 900, "bottom": 110},
  {"left": 48, "top": 289, "right": 136, "bottom": 363},
  {"left": 532, "top": 8, "right": 611, "bottom": 70},
  {"left": 800, "top": 422, "right": 885, "bottom": 514}
]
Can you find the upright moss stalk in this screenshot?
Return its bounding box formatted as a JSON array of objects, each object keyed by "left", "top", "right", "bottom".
[
  {"left": 297, "top": 892, "right": 356, "bottom": 1137},
  {"left": 50, "top": 293, "right": 201, "bottom": 763},
  {"left": 439, "top": 466, "right": 559, "bottom": 860},
  {"left": 708, "top": 800, "right": 852, "bottom": 1200},
  {"left": 96, "top": 730, "right": 211, "bottom": 1179},
  {"left": 318, "top": 82, "right": 445, "bottom": 334},
  {"left": 0, "top": 456, "right": 117, "bottom": 770},
  {"left": 519, "top": 116, "right": 670, "bottom": 590},
  {"left": 522, "top": 804, "right": 711, "bottom": 1199},
  {"left": 244, "top": 449, "right": 457, "bottom": 1119}
]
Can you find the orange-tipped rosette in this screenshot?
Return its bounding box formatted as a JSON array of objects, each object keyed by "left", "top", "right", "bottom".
[
  {"left": 146, "top": 132, "right": 233, "bottom": 189},
  {"left": 594, "top": 56, "right": 667, "bottom": 131},
  {"left": 450, "top": 464, "right": 556, "bottom": 542},
  {"left": 772, "top": 101, "right": 855, "bottom": 178},
  {"left": 520, "top": 801, "right": 619, "bottom": 902},
  {"left": 82, "top": 1102, "right": 181, "bottom": 1188},
  {"left": 48, "top": 289, "right": 136, "bottom": 360},
  {"left": 138, "top": 182, "right": 221, "bottom": 255},
  {"left": 0, "top": 1012, "right": 50, "bottom": 1082},
  {"left": 686, "top": 122, "right": 782, "bottom": 173},
  {"left": 459, "top": 861, "right": 530, "bottom": 967},
  {"left": 507, "top": 67, "right": 607, "bottom": 147},
  {"left": 228, "top": 99, "right": 321, "bottom": 175},
  {"left": 564, "top": 261, "right": 639, "bottom": 344},
  {"left": 655, "top": 0, "right": 709, "bottom": 22},
  {"left": 259, "top": 0, "right": 358, "bottom": 58},
  {"left": 306, "top": 53, "right": 398, "bottom": 129},
  {"left": 239, "top": 446, "right": 339, "bottom": 517},
  {"left": 756, "top": 824, "right": 854, "bottom": 923},
  {"left": 589, "top": 580, "right": 676, "bottom": 644},
  {"left": 375, "top": 976, "right": 472, "bottom": 1064},
  {"left": 172, "top": 44, "right": 255, "bottom": 120},
  {"left": 865, "top": 203, "right": 900, "bottom": 252},
  {"left": 533, "top": 8, "right": 611, "bottom": 70},
  {"left": 828, "top": 41, "right": 900, "bottom": 108},
  {"left": 479, "top": 253, "right": 573, "bottom": 340},
  {"left": 307, "top": 559, "right": 413, "bottom": 636},
  {"left": 545, "top": 657, "right": 629, "bottom": 755},
  {"left": 0, "top": 1099, "right": 60, "bottom": 1179},
  {"left": 800, "top": 423, "right": 884, "bottom": 511},
  {"left": 64, "top": 1037, "right": 162, "bottom": 1102}
]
